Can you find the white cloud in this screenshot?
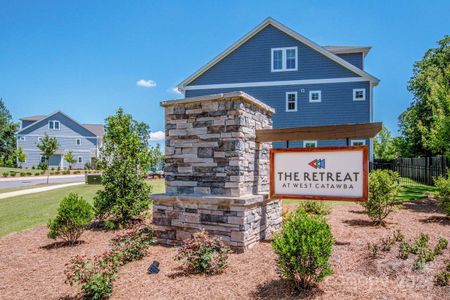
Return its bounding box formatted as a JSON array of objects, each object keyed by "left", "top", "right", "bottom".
[
  {"left": 168, "top": 87, "right": 182, "bottom": 95},
  {"left": 136, "top": 79, "right": 157, "bottom": 88},
  {"left": 149, "top": 130, "right": 165, "bottom": 141}
]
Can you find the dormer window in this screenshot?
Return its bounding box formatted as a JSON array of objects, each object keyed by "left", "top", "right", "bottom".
[
  {"left": 353, "top": 88, "right": 366, "bottom": 101},
  {"left": 49, "top": 120, "right": 60, "bottom": 130},
  {"left": 271, "top": 47, "right": 298, "bottom": 72}
]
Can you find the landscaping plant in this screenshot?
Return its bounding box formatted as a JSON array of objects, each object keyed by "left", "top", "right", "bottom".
[
  {"left": 66, "top": 226, "right": 153, "bottom": 299},
  {"left": 36, "top": 134, "right": 59, "bottom": 184},
  {"left": 272, "top": 208, "right": 333, "bottom": 291},
  {"left": 175, "top": 230, "right": 231, "bottom": 275},
  {"left": 94, "top": 108, "right": 152, "bottom": 227},
  {"left": 362, "top": 169, "right": 400, "bottom": 226},
  {"left": 47, "top": 193, "right": 94, "bottom": 245},
  {"left": 433, "top": 173, "right": 450, "bottom": 216},
  {"left": 297, "top": 200, "right": 331, "bottom": 216}
]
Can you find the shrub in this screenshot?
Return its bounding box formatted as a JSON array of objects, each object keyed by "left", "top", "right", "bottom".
[
  {"left": 272, "top": 208, "right": 333, "bottom": 290},
  {"left": 31, "top": 166, "right": 35, "bottom": 170},
  {"left": 297, "top": 200, "right": 331, "bottom": 216},
  {"left": 2, "top": 172, "right": 8, "bottom": 177},
  {"left": 433, "top": 238, "right": 448, "bottom": 255},
  {"left": 34, "top": 173, "right": 40, "bottom": 176},
  {"left": 9, "top": 171, "right": 17, "bottom": 176},
  {"left": 47, "top": 193, "right": 94, "bottom": 245},
  {"left": 362, "top": 170, "right": 400, "bottom": 226},
  {"left": 175, "top": 230, "right": 231, "bottom": 275},
  {"left": 435, "top": 271, "right": 450, "bottom": 286},
  {"left": 367, "top": 242, "right": 380, "bottom": 258},
  {"left": 434, "top": 173, "right": 450, "bottom": 216},
  {"left": 20, "top": 172, "right": 26, "bottom": 176},
  {"left": 26, "top": 172, "right": 32, "bottom": 176},
  {"left": 65, "top": 226, "right": 153, "bottom": 299}
]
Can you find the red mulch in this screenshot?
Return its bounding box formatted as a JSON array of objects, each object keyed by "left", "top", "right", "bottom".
[{"left": 0, "top": 199, "right": 449, "bottom": 300}]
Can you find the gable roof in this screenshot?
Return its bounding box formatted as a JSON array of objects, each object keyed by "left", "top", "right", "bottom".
[
  {"left": 177, "top": 17, "right": 379, "bottom": 91},
  {"left": 17, "top": 111, "right": 103, "bottom": 137},
  {"left": 20, "top": 115, "right": 47, "bottom": 121},
  {"left": 82, "top": 124, "right": 105, "bottom": 137}
]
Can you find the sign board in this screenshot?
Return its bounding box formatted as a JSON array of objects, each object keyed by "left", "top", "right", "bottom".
[{"left": 270, "top": 146, "right": 368, "bottom": 201}]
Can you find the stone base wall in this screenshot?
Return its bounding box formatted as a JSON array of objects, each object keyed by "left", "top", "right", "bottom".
[{"left": 152, "top": 194, "right": 282, "bottom": 252}]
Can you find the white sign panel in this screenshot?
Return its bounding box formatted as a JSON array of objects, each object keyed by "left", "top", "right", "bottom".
[{"left": 270, "top": 147, "right": 368, "bottom": 201}]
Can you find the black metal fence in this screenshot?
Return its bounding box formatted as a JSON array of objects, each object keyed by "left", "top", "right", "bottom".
[{"left": 370, "top": 156, "right": 448, "bottom": 186}]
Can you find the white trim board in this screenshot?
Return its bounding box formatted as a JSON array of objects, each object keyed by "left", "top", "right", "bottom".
[
  {"left": 184, "top": 77, "right": 369, "bottom": 91},
  {"left": 177, "top": 17, "right": 379, "bottom": 91}
]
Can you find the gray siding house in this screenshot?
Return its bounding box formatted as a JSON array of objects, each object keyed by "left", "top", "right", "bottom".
[
  {"left": 177, "top": 18, "right": 380, "bottom": 159},
  {"left": 16, "top": 111, "right": 104, "bottom": 169}
]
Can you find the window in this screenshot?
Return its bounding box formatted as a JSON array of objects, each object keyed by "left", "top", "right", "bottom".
[
  {"left": 40, "top": 155, "right": 46, "bottom": 163},
  {"left": 78, "top": 156, "right": 83, "bottom": 163},
  {"left": 303, "top": 140, "right": 317, "bottom": 148},
  {"left": 353, "top": 88, "right": 366, "bottom": 101},
  {"left": 351, "top": 140, "right": 366, "bottom": 146},
  {"left": 18, "top": 136, "right": 26, "bottom": 141},
  {"left": 286, "top": 92, "right": 297, "bottom": 112},
  {"left": 38, "top": 137, "right": 42, "bottom": 142},
  {"left": 271, "top": 47, "right": 298, "bottom": 72},
  {"left": 48, "top": 120, "right": 60, "bottom": 130},
  {"left": 76, "top": 138, "right": 81, "bottom": 145},
  {"left": 309, "top": 90, "right": 322, "bottom": 103}
]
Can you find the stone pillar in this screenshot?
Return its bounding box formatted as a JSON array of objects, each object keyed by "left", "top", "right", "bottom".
[{"left": 152, "top": 92, "right": 282, "bottom": 252}]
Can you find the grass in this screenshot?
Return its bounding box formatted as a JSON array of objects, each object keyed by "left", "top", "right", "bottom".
[{"left": 0, "top": 179, "right": 165, "bottom": 237}]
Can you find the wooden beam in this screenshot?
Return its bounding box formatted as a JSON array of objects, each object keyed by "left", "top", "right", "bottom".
[{"left": 256, "top": 122, "right": 382, "bottom": 143}]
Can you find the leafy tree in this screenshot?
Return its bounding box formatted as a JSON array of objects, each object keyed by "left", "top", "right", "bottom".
[
  {"left": 149, "top": 143, "right": 164, "bottom": 171},
  {"left": 37, "top": 134, "right": 59, "bottom": 184},
  {"left": 94, "top": 108, "right": 152, "bottom": 226},
  {"left": 399, "top": 36, "right": 450, "bottom": 158},
  {"left": 0, "top": 98, "right": 18, "bottom": 167},
  {"left": 14, "top": 146, "right": 27, "bottom": 168},
  {"left": 64, "top": 151, "right": 76, "bottom": 170},
  {"left": 374, "top": 126, "right": 398, "bottom": 161}
]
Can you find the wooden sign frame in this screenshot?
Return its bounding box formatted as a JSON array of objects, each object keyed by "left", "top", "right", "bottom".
[{"left": 270, "top": 146, "right": 368, "bottom": 202}]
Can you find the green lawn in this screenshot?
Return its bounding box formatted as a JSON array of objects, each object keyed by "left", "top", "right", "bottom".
[{"left": 0, "top": 179, "right": 165, "bottom": 237}]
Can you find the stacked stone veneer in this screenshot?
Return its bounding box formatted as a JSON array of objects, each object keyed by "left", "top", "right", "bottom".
[{"left": 152, "top": 92, "right": 282, "bottom": 251}]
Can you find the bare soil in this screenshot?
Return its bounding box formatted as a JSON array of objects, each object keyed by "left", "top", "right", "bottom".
[{"left": 0, "top": 199, "right": 449, "bottom": 300}]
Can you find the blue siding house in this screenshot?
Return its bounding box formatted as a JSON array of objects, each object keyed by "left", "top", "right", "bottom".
[
  {"left": 16, "top": 111, "right": 104, "bottom": 169},
  {"left": 177, "top": 18, "right": 379, "bottom": 159}
]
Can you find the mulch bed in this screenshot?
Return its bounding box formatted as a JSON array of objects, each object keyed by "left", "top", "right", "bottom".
[{"left": 0, "top": 198, "right": 449, "bottom": 299}]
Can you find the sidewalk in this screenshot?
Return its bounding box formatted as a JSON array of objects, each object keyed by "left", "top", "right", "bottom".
[
  {"left": 0, "top": 174, "right": 85, "bottom": 182},
  {"left": 0, "top": 182, "right": 85, "bottom": 200}
]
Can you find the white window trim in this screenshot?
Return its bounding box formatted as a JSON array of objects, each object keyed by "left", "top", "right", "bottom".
[
  {"left": 303, "top": 140, "right": 318, "bottom": 148},
  {"left": 351, "top": 139, "right": 366, "bottom": 146},
  {"left": 353, "top": 88, "right": 366, "bottom": 101},
  {"left": 18, "top": 136, "right": 26, "bottom": 141},
  {"left": 38, "top": 137, "right": 42, "bottom": 142},
  {"left": 285, "top": 92, "right": 298, "bottom": 112},
  {"left": 309, "top": 90, "right": 322, "bottom": 103},
  {"left": 77, "top": 156, "right": 83, "bottom": 163},
  {"left": 76, "top": 138, "right": 81, "bottom": 145},
  {"left": 271, "top": 47, "right": 298, "bottom": 72},
  {"left": 48, "top": 120, "right": 61, "bottom": 130}
]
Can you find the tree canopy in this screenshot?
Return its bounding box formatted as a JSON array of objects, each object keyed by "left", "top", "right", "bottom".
[
  {"left": 0, "top": 99, "right": 18, "bottom": 166},
  {"left": 399, "top": 35, "right": 450, "bottom": 158}
]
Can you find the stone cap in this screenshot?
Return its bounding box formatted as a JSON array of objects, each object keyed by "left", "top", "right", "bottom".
[
  {"left": 160, "top": 91, "right": 275, "bottom": 114},
  {"left": 152, "top": 193, "right": 274, "bottom": 207}
]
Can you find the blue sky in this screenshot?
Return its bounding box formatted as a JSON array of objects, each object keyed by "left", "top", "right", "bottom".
[{"left": 1, "top": 0, "right": 449, "bottom": 142}]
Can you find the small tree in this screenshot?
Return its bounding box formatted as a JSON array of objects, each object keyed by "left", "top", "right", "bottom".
[
  {"left": 47, "top": 193, "right": 94, "bottom": 245},
  {"left": 37, "top": 134, "right": 58, "bottom": 184},
  {"left": 374, "top": 126, "right": 398, "bottom": 161},
  {"left": 362, "top": 170, "right": 400, "bottom": 226},
  {"left": 14, "top": 146, "right": 27, "bottom": 168},
  {"left": 149, "top": 143, "right": 164, "bottom": 171},
  {"left": 433, "top": 172, "right": 450, "bottom": 217},
  {"left": 272, "top": 208, "right": 333, "bottom": 291},
  {"left": 94, "top": 108, "right": 152, "bottom": 227},
  {"left": 64, "top": 151, "right": 76, "bottom": 170}
]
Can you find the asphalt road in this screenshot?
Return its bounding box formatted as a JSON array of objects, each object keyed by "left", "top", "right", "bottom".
[{"left": 0, "top": 175, "right": 85, "bottom": 189}]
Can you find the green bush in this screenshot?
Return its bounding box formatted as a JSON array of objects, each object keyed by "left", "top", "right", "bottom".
[
  {"left": 297, "top": 201, "right": 331, "bottom": 216},
  {"left": 34, "top": 173, "right": 40, "bottom": 176},
  {"left": 362, "top": 170, "right": 400, "bottom": 226},
  {"left": 175, "top": 230, "right": 231, "bottom": 275},
  {"left": 272, "top": 208, "right": 333, "bottom": 290},
  {"left": 2, "top": 172, "right": 8, "bottom": 177},
  {"left": 86, "top": 174, "right": 102, "bottom": 185},
  {"left": 9, "top": 171, "right": 17, "bottom": 177},
  {"left": 20, "top": 172, "right": 26, "bottom": 176},
  {"left": 26, "top": 172, "right": 32, "bottom": 176},
  {"left": 47, "top": 193, "right": 94, "bottom": 245},
  {"left": 434, "top": 173, "right": 450, "bottom": 216},
  {"left": 65, "top": 226, "right": 153, "bottom": 299}
]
